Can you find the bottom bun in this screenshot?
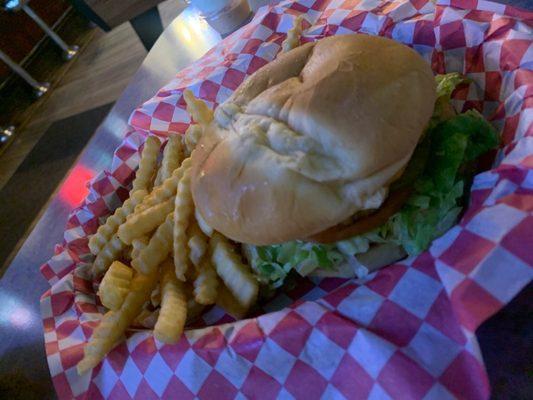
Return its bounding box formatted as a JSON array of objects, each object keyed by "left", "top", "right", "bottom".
[{"left": 309, "top": 243, "right": 406, "bottom": 278}]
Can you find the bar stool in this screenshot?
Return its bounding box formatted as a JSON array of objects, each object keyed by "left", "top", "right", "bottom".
[{"left": 0, "top": 0, "right": 79, "bottom": 145}]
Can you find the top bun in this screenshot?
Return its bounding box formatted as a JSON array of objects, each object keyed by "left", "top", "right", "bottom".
[{"left": 191, "top": 34, "right": 436, "bottom": 245}]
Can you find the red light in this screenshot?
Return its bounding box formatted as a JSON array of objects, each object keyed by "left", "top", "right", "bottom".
[{"left": 58, "top": 165, "right": 94, "bottom": 207}]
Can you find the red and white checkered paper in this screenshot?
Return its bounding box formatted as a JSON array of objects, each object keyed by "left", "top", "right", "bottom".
[{"left": 40, "top": 0, "right": 533, "bottom": 398}]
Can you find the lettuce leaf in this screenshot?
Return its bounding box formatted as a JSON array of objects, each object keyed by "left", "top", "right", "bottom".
[
  {"left": 372, "top": 110, "right": 498, "bottom": 255},
  {"left": 244, "top": 76, "right": 499, "bottom": 288},
  {"left": 431, "top": 72, "right": 468, "bottom": 128},
  {"left": 435, "top": 72, "right": 465, "bottom": 98},
  {"left": 243, "top": 242, "right": 343, "bottom": 288}
]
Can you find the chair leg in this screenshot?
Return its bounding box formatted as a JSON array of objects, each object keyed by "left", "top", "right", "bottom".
[
  {"left": 0, "top": 50, "right": 50, "bottom": 97},
  {"left": 21, "top": 4, "right": 79, "bottom": 60},
  {"left": 130, "top": 6, "right": 164, "bottom": 51}
]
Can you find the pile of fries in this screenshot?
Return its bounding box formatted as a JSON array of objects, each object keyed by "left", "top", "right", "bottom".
[{"left": 77, "top": 91, "right": 259, "bottom": 374}]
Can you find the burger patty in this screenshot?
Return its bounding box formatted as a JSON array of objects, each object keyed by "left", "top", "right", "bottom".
[{"left": 307, "top": 186, "right": 412, "bottom": 243}]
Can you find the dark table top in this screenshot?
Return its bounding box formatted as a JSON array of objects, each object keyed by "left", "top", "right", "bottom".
[
  {"left": 0, "top": 1, "right": 530, "bottom": 399},
  {"left": 0, "top": 6, "right": 224, "bottom": 399}
]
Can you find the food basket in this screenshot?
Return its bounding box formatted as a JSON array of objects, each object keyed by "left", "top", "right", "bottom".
[{"left": 40, "top": 0, "right": 533, "bottom": 398}]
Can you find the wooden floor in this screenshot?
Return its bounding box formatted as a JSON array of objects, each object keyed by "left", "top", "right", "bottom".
[{"left": 0, "top": 0, "right": 186, "bottom": 191}]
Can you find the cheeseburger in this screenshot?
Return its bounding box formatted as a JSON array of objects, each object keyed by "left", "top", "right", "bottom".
[{"left": 191, "top": 35, "right": 498, "bottom": 288}]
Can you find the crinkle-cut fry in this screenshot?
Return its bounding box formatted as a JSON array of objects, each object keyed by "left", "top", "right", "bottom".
[
  {"left": 194, "top": 258, "right": 219, "bottom": 305},
  {"left": 92, "top": 235, "right": 126, "bottom": 277},
  {"left": 183, "top": 89, "right": 214, "bottom": 126},
  {"left": 216, "top": 284, "right": 249, "bottom": 320},
  {"left": 184, "top": 124, "right": 203, "bottom": 155},
  {"left": 173, "top": 168, "right": 194, "bottom": 281},
  {"left": 132, "top": 213, "right": 173, "bottom": 274},
  {"left": 150, "top": 285, "right": 161, "bottom": 307},
  {"left": 154, "top": 259, "right": 188, "bottom": 344},
  {"left": 155, "top": 135, "right": 184, "bottom": 187},
  {"left": 133, "top": 307, "right": 159, "bottom": 329},
  {"left": 88, "top": 190, "right": 147, "bottom": 255},
  {"left": 118, "top": 197, "right": 174, "bottom": 244},
  {"left": 131, "top": 236, "right": 149, "bottom": 260},
  {"left": 98, "top": 261, "right": 133, "bottom": 311},
  {"left": 195, "top": 208, "right": 213, "bottom": 237},
  {"left": 135, "top": 157, "right": 191, "bottom": 213},
  {"left": 131, "top": 135, "right": 161, "bottom": 193},
  {"left": 187, "top": 222, "right": 208, "bottom": 269},
  {"left": 77, "top": 267, "right": 159, "bottom": 374},
  {"left": 281, "top": 15, "right": 303, "bottom": 52},
  {"left": 210, "top": 232, "right": 259, "bottom": 308}
]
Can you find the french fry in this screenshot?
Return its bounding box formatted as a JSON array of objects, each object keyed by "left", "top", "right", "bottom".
[
  {"left": 92, "top": 235, "right": 125, "bottom": 277},
  {"left": 132, "top": 213, "right": 173, "bottom": 275},
  {"left": 88, "top": 136, "right": 159, "bottom": 256},
  {"left": 77, "top": 266, "right": 159, "bottom": 374},
  {"left": 187, "top": 222, "right": 217, "bottom": 304},
  {"left": 135, "top": 157, "right": 191, "bottom": 213},
  {"left": 195, "top": 208, "right": 213, "bottom": 237},
  {"left": 154, "top": 135, "right": 184, "bottom": 187},
  {"left": 131, "top": 136, "right": 161, "bottom": 193},
  {"left": 183, "top": 90, "right": 214, "bottom": 126},
  {"left": 187, "top": 222, "right": 208, "bottom": 269},
  {"left": 133, "top": 307, "right": 159, "bottom": 329},
  {"left": 184, "top": 124, "right": 203, "bottom": 155},
  {"left": 216, "top": 284, "right": 249, "bottom": 320},
  {"left": 131, "top": 238, "right": 154, "bottom": 327},
  {"left": 131, "top": 236, "right": 149, "bottom": 260},
  {"left": 173, "top": 168, "right": 194, "bottom": 281},
  {"left": 154, "top": 259, "right": 188, "bottom": 344},
  {"left": 210, "top": 232, "right": 258, "bottom": 309},
  {"left": 88, "top": 190, "right": 147, "bottom": 256},
  {"left": 281, "top": 15, "right": 303, "bottom": 52},
  {"left": 98, "top": 261, "right": 133, "bottom": 311},
  {"left": 193, "top": 258, "right": 219, "bottom": 305},
  {"left": 150, "top": 285, "right": 161, "bottom": 308},
  {"left": 118, "top": 197, "right": 174, "bottom": 244}
]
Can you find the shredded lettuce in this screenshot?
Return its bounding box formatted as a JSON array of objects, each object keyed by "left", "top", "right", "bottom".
[
  {"left": 245, "top": 74, "right": 499, "bottom": 288},
  {"left": 385, "top": 110, "right": 498, "bottom": 254},
  {"left": 436, "top": 72, "right": 465, "bottom": 98},
  {"left": 431, "top": 72, "right": 468, "bottom": 128},
  {"left": 243, "top": 242, "right": 343, "bottom": 288}
]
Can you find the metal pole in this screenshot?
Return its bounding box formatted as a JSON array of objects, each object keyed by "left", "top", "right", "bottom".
[
  {"left": 21, "top": 3, "right": 79, "bottom": 60},
  {"left": 0, "top": 50, "right": 49, "bottom": 97}
]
